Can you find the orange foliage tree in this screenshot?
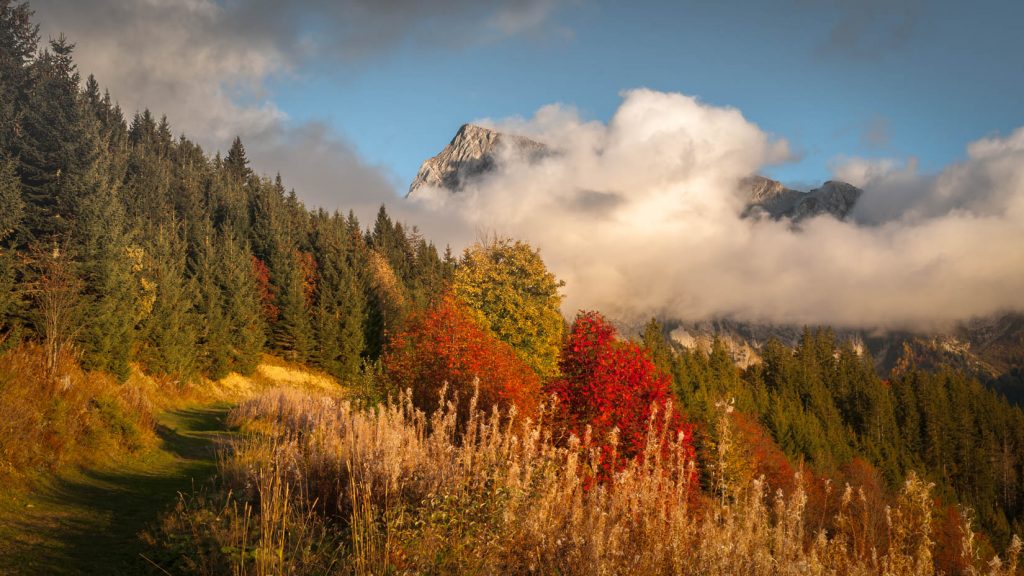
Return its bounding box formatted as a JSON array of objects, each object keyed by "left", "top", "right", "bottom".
[
  {"left": 383, "top": 293, "right": 541, "bottom": 419},
  {"left": 546, "top": 311, "right": 695, "bottom": 470},
  {"left": 731, "top": 411, "right": 796, "bottom": 494}
]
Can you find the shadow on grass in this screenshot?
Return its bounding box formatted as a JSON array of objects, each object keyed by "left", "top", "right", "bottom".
[{"left": 0, "top": 405, "right": 232, "bottom": 576}]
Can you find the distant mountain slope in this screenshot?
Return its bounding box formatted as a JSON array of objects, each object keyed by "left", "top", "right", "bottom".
[{"left": 667, "top": 314, "right": 1024, "bottom": 401}]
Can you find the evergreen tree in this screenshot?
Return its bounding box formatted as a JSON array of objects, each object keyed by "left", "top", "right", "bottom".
[
  {"left": 639, "top": 318, "right": 674, "bottom": 377},
  {"left": 74, "top": 181, "right": 136, "bottom": 380},
  {"left": 224, "top": 135, "right": 250, "bottom": 178},
  {"left": 191, "top": 230, "right": 232, "bottom": 378},
  {"left": 0, "top": 0, "right": 38, "bottom": 154},
  {"left": 72, "top": 74, "right": 136, "bottom": 380},
  {"left": 17, "top": 36, "right": 99, "bottom": 240},
  {"left": 310, "top": 213, "right": 365, "bottom": 379},
  {"left": 217, "top": 228, "right": 264, "bottom": 374},
  {"left": 0, "top": 157, "right": 23, "bottom": 339},
  {"left": 139, "top": 224, "right": 198, "bottom": 379}
]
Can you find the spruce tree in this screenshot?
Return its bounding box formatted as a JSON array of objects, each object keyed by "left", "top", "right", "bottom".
[
  {"left": 74, "top": 183, "right": 137, "bottom": 380},
  {"left": 272, "top": 248, "right": 314, "bottom": 361},
  {"left": 310, "top": 214, "right": 365, "bottom": 379},
  {"left": 217, "top": 228, "right": 265, "bottom": 374},
  {"left": 139, "top": 224, "right": 198, "bottom": 379},
  {"left": 0, "top": 0, "right": 38, "bottom": 154},
  {"left": 17, "top": 36, "right": 99, "bottom": 240},
  {"left": 0, "top": 157, "right": 23, "bottom": 339},
  {"left": 72, "top": 77, "right": 136, "bottom": 380},
  {"left": 191, "top": 231, "right": 232, "bottom": 378}
]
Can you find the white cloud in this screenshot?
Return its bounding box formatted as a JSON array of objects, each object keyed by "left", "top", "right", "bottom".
[{"left": 410, "top": 89, "right": 1024, "bottom": 330}]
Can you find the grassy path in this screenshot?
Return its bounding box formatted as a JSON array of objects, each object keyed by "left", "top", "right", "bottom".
[{"left": 0, "top": 404, "right": 233, "bottom": 575}]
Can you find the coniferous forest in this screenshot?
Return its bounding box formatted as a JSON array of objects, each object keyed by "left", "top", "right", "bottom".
[{"left": 1, "top": 2, "right": 1023, "bottom": 574}]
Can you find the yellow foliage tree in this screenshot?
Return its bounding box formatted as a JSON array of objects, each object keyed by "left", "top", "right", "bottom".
[{"left": 452, "top": 238, "right": 564, "bottom": 378}]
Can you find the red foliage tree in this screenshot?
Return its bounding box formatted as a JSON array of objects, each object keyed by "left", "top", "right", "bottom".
[
  {"left": 546, "top": 311, "right": 695, "bottom": 470},
  {"left": 383, "top": 294, "right": 541, "bottom": 419},
  {"left": 252, "top": 256, "right": 279, "bottom": 322}
]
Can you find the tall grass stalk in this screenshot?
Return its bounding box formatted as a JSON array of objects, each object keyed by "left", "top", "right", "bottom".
[{"left": 161, "top": 387, "right": 1022, "bottom": 575}]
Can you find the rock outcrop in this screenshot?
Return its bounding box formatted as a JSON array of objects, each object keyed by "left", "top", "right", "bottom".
[
  {"left": 407, "top": 124, "right": 547, "bottom": 197},
  {"left": 741, "top": 176, "right": 862, "bottom": 222}
]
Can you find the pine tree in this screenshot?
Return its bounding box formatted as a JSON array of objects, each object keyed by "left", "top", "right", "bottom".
[
  {"left": 0, "top": 157, "right": 23, "bottom": 339},
  {"left": 74, "top": 181, "right": 137, "bottom": 380},
  {"left": 217, "top": 228, "right": 264, "bottom": 374},
  {"left": 271, "top": 249, "right": 314, "bottom": 361},
  {"left": 191, "top": 230, "right": 232, "bottom": 378},
  {"left": 310, "top": 213, "right": 365, "bottom": 379},
  {"left": 0, "top": 0, "right": 38, "bottom": 154},
  {"left": 224, "top": 136, "right": 250, "bottom": 178},
  {"left": 640, "top": 318, "right": 674, "bottom": 377},
  {"left": 17, "top": 36, "right": 99, "bottom": 240},
  {"left": 72, "top": 76, "right": 136, "bottom": 380},
  {"left": 0, "top": 157, "right": 22, "bottom": 243},
  {"left": 139, "top": 224, "right": 198, "bottom": 379},
  {"left": 123, "top": 110, "right": 173, "bottom": 230}
]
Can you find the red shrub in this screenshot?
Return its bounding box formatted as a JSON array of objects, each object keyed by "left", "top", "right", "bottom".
[
  {"left": 383, "top": 294, "right": 541, "bottom": 419},
  {"left": 546, "top": 311, "right": 695, "bottom": 470}
]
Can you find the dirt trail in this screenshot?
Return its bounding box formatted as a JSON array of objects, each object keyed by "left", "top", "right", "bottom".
[{"left": 0, "top": 404, "right": 232, "bottom": 575}]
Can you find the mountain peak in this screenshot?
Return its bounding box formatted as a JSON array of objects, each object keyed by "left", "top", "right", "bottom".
[
  {"left": 741, "top": 176, "right": 862, "bottom": 222},
  {"left": 407, "top": 124, "right": 547, "bottom": 197}
]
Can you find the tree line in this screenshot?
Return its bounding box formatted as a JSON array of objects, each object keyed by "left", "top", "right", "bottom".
[
  {"left": 642, "top": 322, "right": 1024, "bottom": 548},
  {"left": 0, "top": 1, "right": 449, "bottom": 384}
]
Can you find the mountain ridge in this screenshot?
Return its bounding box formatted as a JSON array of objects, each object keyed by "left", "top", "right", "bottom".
[{"left": 408, "top": 124, "right": 863, "bottom": 222}]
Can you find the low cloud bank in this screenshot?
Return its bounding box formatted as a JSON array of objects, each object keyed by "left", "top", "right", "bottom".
[{"left": 410, "top": 89, "right": 1024, "bottom": 331}]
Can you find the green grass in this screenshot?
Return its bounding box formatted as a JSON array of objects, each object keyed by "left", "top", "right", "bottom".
[{"left": 0, "top": 404, "right": 233, "bottom": 575}]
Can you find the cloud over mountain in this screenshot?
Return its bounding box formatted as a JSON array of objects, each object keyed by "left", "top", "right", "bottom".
[{"left": 409, "top": 89, "right": 1024, "bottom": 331}]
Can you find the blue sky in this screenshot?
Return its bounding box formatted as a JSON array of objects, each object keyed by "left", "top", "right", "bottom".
[{"left": 265, "top": 0, "right": 1024, "bottom": 192}]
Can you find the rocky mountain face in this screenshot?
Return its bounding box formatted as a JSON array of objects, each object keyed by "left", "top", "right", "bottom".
[
  {"left": 407, "top": 124, "right": 548, "bottom": 197},
  {"left": 741, "top": 176, "right": 862, "bottom": 222}
]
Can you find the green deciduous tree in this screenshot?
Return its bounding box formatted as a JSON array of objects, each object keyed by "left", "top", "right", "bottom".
[{"left": 452, "top": 237, "right": 564, "bottom": 378}]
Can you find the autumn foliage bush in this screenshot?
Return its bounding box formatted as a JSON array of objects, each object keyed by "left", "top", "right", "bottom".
[
  {"left": 383, "top": 293, "right": 541, "bottom": 419},
  {"left": 547, "top": 311, "right": 695, "bottom": 470}
]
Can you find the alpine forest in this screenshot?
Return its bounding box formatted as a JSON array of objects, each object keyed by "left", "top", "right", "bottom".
[{"left": 1, "top": 2, "right": 1023, "bottom": 575}]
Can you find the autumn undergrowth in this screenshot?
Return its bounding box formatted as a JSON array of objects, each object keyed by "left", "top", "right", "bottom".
[
  {"left": 154, "top": 387, "right": 1022, "bottom": 575},
  {"left": 0, "top": 343, "right": 157, "bottom": 483},
  {"left": 0, "top": 344, "right": 340, "bottom": 488}
]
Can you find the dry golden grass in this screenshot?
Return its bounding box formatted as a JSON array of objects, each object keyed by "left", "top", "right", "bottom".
[
  {"left": 158, "top": 386, "right": 1022, "bottom": 575},
  {"left": 0, "top": 344, "right": 157, "bottom": 481},
  {"left": 154, "top": 354, "right": 345, "bottom": 406},
  {"left": 0, "top": 346, "right": 342, "bottom": 486}
]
